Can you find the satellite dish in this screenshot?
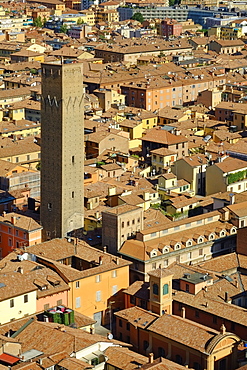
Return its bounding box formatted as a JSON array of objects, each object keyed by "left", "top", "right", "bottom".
[{"left": 107, "top": 333, "right": 113, "bottom": 340}]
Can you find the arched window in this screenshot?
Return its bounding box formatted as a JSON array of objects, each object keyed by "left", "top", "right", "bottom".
[
  {"left": 158, "top": 347, "right": 166, "bottom": 358},
  {"left": 163, "top": 283, "right": 169, "bottom": 295},
  {"left": 143, "top": 340, "right": 149, "bottom": 351},
  {"left": 231, "top": 227, "right": 237, "bottom": 234},
  {"left": 193, "top": 362, "right": 201, "bottom": 370},
  {"left": 175, "top": 354, "right": 183, "bottom": 365},
  {"left": 153, "top": 283, "right": 158, "bottom": 295}
]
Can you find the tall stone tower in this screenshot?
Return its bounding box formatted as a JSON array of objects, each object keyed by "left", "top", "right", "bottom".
[{"left": 41, "top": 62, "right": 84, "bottom": 240}]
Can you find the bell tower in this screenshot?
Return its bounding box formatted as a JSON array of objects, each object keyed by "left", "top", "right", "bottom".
[{"left": 148, "top": 267, "right": 173, "bottom": 315}]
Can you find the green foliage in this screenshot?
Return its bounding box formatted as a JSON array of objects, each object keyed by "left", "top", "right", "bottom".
[
  {"left": 131, "top": 12, "right": 144, "bottom": 23},
  {"left": 60, "top": 24, "right": 68, "bottom": 34},
  {"left": 33, "top": 16, "right": 43, "bottom": 28},
  {"left": 36, "top": 161, "right": 41, "bottom": 171},
  {"left": 96, "top": 161, "right": 105, "bottom": 167},
  {"left": 30, "top": 68, "right": 38, "bottom": 75},
  {"left": 77, "top": 17, "right": 84, "bottom": 24},
  {"left": 169, "top": 0, "right": 176, "bottom": 6},
  {"left": 227, "top": 170, "right": 247, "bottom": 184}
]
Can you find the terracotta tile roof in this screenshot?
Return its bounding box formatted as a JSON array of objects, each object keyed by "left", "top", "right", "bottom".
[
  {"left": 147, "top": 314, "right": 219, "bottom": 353},
  {"left": 181, "top": 154, "right": 207, "bottom": 167},
  {"left": 141, "top": 357, "right": 193, "bottom": 370},
  {"left": 215, "top": 157, "right": 247, "bottom": 173},
  {"left": 0, "top": 212, "right": 42, "bottom": 232},
  {"left": 26, "top": 238, "right": 130, "bottom": 282},
  {"left": 123, "top": 281, "right": 150, "bottom": 300},
  {"left": 105, "top": 347, "right": 148, "bottom": 370},
  {"left": 142, "top": 127, "right": 188, "bottom": 145},
  {"left": 173, "top": 288, "right": 247, "bottom": 326},
  {"left": 197, "top": 252, "right": 239, "bottom": 274},
  {"left": 57, "top": 357, "right": 91, "bottom": 369},
  {"left": 119, "top": 194, "right": 144, "bottom": 206},
  {"left": 150, "top": 148, "right": 176, "bottom": 156},
  {"left": 103, "top": 204, "right": 141, "bottom": 215},
  {"left": 160, "top": 173, "right": 176, "bottom": 180},
  {"left": 148, "top": 267, "right": 173, "bottom": 278},
  {"left": 227, "top": 201, "right": 247, "bottom": 217},
  {"left": 0, "top": 272, "right": 37, "bottom": 301},
  {"left": 120, "top": 220, "right": 233, "bottom": 261},
  {"left": 115, "top": 306, "right": 158, "bottom": 328}
]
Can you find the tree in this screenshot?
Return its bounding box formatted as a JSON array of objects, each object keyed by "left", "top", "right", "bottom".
[
  {"left": 131, "top": 12, "right": 144, "bottom": 23},
  {"left": 33, "top": 16, "right": 43, "bottom": 28},
  {"left": 77, "top": 17, "right": 84, "bottom": 25},
  {"left": 60, "top": 24, "right": 68, "bottom": 34}
]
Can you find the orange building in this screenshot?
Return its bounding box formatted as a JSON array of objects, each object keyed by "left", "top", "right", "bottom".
[
  {"left": 0, "top": 212, "right": 42, "bottom": 258},
  {"left": 27, "top": 238, "right": 131, "bottom": 326}
]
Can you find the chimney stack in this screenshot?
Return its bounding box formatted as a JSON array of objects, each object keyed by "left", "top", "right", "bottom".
[
  {"left": 11, "top": 216, "right": 16, "bottom": 225},
  {"left": 99, "top": 256, "right": 103, "bottom": 265},
  {"left": 103, "top": 246, "right": 107, "bottom": 253},
  {"left": 149, "top": 353, "right": 154, "bottom": 364},
  {"left": 17, "top": 266, "right": 23, "bottom": 274},
  {"left": 225, "top": 291, "right": 229, "bottom": 302},
  {"left": 181, "top": 307, "right": 185, "bottom": 318},
  {"left": 220, "top": 324, "right": 226, "bottom": 335}
]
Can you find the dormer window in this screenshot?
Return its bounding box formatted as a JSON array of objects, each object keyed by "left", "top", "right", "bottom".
[
  {"left": 220, "top": 230, "right": 226, "bottom": 238},
  {"left": 186, "top": 240, "right": 193, "bottom": 247},
  {"left": 230, "top": 227, "right": 237, "bottom": 235},
  {"left": 150, "top": 249, "right": 157, "bottom": 258},
  {"left": 174, "top": 243, "right": 181, "bottom": 250},
  {"left": 162, "top": 246, "right": 169, "bottom": 254},
  {"left": 198, "top": 236, "right": 204, "bottom": 244},
  {"left": 208, "top": 233, "right": 215, "bottom": 241}
]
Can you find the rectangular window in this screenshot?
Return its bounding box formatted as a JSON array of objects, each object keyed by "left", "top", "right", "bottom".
[
  {"left": 72, "top": 155, "right": 75, "bottom": 163},
  {"left": 75, "top": 297, "right": 81, "bottom": 308},
  {"left": 8, "top": 227, "right": 12, "bottom": 234},
  {"left": 112, "top": 270, "right": 117, "bottom": 278},
  {"left": 44, "top": 303, "right": 49, "bottom": 311},
  {"left": 96, "top": 290, "right": 101, "bottom": 302},
  {"left": 10, "top": 299, "right": 14, "bottom": 308},
  {"left": 24, "top": 295, "right": 28, "bottom": 303},
  {"left": 57, "top": 299, "right": 62, "bottom": 306},
  {"left": 112, "top": 285, "right": 118, "bottom": 295},
  {"left": 76, "top": 281, "right": 80, "bottom": 288},
  {"left": 15, "top": 157, "right": 19, "bottom": 163},
  {"left": 95, "top": 275, "right": 101, "bottom": 283},
  {"left": 8, "top": 238, "right": 12, "bottom": 247},
  {"left": 16, "top": 230, "right": 18, "bottom": 236},
  {"left": 72, "top": 191, "right": 74, "bottom": 198},
  {"left": 126, "top": 322, "right": 130, "bottom": 331}
]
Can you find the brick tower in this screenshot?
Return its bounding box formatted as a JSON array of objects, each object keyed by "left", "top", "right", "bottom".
[{"left": 40, "top": 62, "right": 84, "bottom": 240}]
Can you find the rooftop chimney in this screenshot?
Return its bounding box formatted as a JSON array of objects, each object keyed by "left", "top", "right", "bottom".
[
  {"left": 149, "top": 353, "right": 154, "bottom": 364},
  {"left": 11, "top": 216, "right": 16, "bottom": 225},
  {"left": 225, "top": 291, "right": 229, "bottom": 303},
  {"left": 103, "top": 246, "right": 107, "bottom": 253},
  {"left": 116, "top": 257, "right": 119, "bottom": 265},
  {"left": 220, "top": 324, "right": 226, "bottom": 335},
  {"left": 99, "top": 256, "right": 103, "bottom": 265},
  {"left": 17, "top": 266, "right": 23, "bottom": 274}
]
